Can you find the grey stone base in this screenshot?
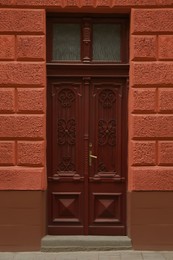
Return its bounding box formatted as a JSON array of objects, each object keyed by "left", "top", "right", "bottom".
[{"left": 41, "top": 236, "right": 132, "bottom": 252}]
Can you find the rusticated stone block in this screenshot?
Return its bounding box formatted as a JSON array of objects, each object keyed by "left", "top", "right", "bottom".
[
  {"left": 0, "top": 142, "right": 15, "bottom": 165},
  {"left": 17, "top": 36, "right": 45, "bottom": 61},
  {"left": 131, "top": 88, "right": 156, "bottom": 113},
  {"left": 131, "top": 115, "right": 173, "bottom": 139},
  {"left": 0, "top": 0, "right": 15, "bottom": 5},
  {"left": 0, "top": 63, "right": 45, "bottom": 86},
  {"left": 158, "top": 142, "right": 173, "bottom": 165},
  {"left": 131, "top": 36, "right": 157, "bottom": 61},
  {"left": 15, "top": 0, "right": 63, "bottom": 6},
  {"left": 0, "top": 9, "right": 45, "bottom": 33},
  {"left": 131, "top": 62, "right": 173, "bottom": 86},
  {"left": 131, "top": 167, "right": 173, "bottom": 190},
  {"left": 0, "top": 115, "right": 44, "bottom": 139},
  {"left": 0, "top": 88, "right": 15, "bottom": 113},
  {"left": 17, "top": 141, "right": 44, "bottom": 166},
  {"left": 159, "top": 88, "right": 173, "bottom": 112},
  {"left": 131, "top": 141, "right": 156, "bottom": 166},
  {"left": 113, "top": 0, "right": 157, "bottom": 6},
  {"left": 159, "top": 36, "right": 173, "bottom": 60},
  {"left": 17, "top": 88, "right": 44, "bottom": 112},
  {"left": 157, "top": 0, "right": 173, "bottom": 6},
  {"left": 0, "top": 35, "right": 15, "bottom": 60},
  {"left": 132, "top": 9, "right": 173, "bottom": 33},
  {"left": 0, "top": 167, "right": 45, "bottom": 190}
]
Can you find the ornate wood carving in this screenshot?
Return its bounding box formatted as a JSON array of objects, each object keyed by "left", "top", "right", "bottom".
[
  {"left": 57, "top": 119, "right": 76, "bottom": 145},
  {"left": 58, "top": 157, "right": 75, "bottom": 171},
  {"left": 58, "top": 88, "right": 75, "bottom": 108},
  {"left": 99, "top": 89, "right": 116, "bottom": 108},
  {"left": 98, "top": 120, "right": 116, "bottom": 146}
]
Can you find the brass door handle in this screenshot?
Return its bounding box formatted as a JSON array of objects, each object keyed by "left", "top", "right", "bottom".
[
  {"left": 89, "top": 150, "right": 97, "bottom": 166},
  {"left": 90, "top": 154, "right": 97, "bottom": 159}
]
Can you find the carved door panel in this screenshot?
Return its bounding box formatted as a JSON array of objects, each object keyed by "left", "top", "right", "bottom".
[
  {"left": 88, "top": 78, "right": 127, "bottom": 235},
  {"left": 47, "top": 77, "right": 127, "bottom": 235}
]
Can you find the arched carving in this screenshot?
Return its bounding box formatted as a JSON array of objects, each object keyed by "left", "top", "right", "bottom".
[
  {"left": 58, "top": 88, "right": 75, "bottom": 108},
  {"left": 99, "top": 89, "right": 116, "bottom": 108}
]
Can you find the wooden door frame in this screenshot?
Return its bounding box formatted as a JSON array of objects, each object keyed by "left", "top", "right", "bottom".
[{"left": 46, "top": 14, "right": 129, "bottom": 235}]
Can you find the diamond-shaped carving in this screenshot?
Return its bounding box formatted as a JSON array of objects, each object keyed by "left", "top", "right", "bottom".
[
  {"left": 97, "top": 199, "right": 115, "bottom": 218},
  {"left": 93, "top": 193, "right": 121, "bottom": 223},
  {"left": 52, "top": 192, "right": 81, "bottom": 223},
  {"left": 58, "top": 198, "right": 77, "bottom": 218}
]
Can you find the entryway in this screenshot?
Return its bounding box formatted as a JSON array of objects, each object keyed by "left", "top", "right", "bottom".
[{"left": 46, "top": 15, "right": 129, "bottom": 235}]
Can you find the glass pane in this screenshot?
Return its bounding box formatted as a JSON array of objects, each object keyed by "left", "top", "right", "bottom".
[
  {"left": 93, "top": 24, "right": 121, "bottom": 61},
  {"left": 53, "top": 24, "right": 80, "bottom": 61}
]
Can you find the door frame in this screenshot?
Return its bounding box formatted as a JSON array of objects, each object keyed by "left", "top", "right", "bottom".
[{"left": 46, "top": 14, "right": 129, "bottom": 235}]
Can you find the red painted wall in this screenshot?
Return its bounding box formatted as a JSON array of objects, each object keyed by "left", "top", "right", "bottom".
[{"left": 0, "top": 0, "right": 173, "bottom": 191}]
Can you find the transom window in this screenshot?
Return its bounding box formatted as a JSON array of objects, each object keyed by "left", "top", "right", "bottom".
[{"left": 47, "top": 17, "right": 129, "bottom": 64}]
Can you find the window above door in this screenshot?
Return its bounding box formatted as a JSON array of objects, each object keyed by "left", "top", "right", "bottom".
[{"left": 47, "top": 17, "right": 129, "bottom": 64}]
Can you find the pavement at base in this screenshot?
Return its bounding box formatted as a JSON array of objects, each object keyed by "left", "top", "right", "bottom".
[{"left": 0, "top": 251, "right": 173, "bottom": 260}]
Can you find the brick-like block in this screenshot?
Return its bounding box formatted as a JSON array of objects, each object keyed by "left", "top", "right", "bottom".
[
  {"left": 16, "top": 0, "right": 63, "bottom": 6},
  {"left": 159, "top": 88, "right": 173, "bottom": 112},
  {"left": 131, "top": 141, "right": 156, "bottom": 166},
  {"left": 0, "top": 63, "right": 45, "bottom": 86},
  {"left": 132, "top": 9, "right": 173, "bottom": 33},
  {"left": 0, "top": 88, "right": 15, "bottom": 113},
  {"left": 131, "top": 88, "right": 156, "bottom": 113},
  {"left": 131, "top": 115, "right": 173, "bottom": 139},
  {"left": 0, "top": 0, "right": 15, "bottom": 5},
  {"left": 0, "top": 9, "right": 45, "bottom": 33},
  {"left": 131, "top": 62, "right": 173, "bottom": 86},
  {"left": 0, "top": 36, "right": 15, "bottom": 60},
  {"left": 0, "top": 142, "right": 15, "bottom": 165},
  {"left": 0, "top": 115, "right": 44, "bottom": 139},
  {"left": 158, "top": 142, "right": 173, "bottom": 165},
  {"left": 159, "top": 36, "right": 173, "bottom": 60},
  {"left": 157, "top": 0, "right": 173, "bottom": 7},
  {"left": 0, "top": 167, "right": 45, "bottom": 190},
  {"left": 131, "top": 36, "right": 157, "bottom": 61},
  {"left": 17, "top": 36, "right": 45, "bottom": 61},
  {"left": 17, "top": 88, "right": 44, "bottom": 112},
  {"left": 131, "top": 167, "right": 173, "bottom": 190},
  {"left": 114, "top": 0, "right": 157, "bottom": 6},
  {"left": 17, "top": 141, "right": 44, "bottom": 166}
]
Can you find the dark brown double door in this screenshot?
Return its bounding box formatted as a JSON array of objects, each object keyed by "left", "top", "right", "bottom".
[{"left": 47, "top": 75, "right": 128, "bottom": 235}]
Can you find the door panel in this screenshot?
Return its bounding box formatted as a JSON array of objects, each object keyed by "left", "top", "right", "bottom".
[{"left": 47, "top": 77, "right": 127, "bottom": 235}]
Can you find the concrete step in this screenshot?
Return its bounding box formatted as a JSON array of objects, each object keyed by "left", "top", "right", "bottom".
[{"left": 41, "top": 235, "right": 132, "bottom": 252}]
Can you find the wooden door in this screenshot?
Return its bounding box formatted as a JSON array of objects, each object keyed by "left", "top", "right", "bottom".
[{"left": 47, "top": 76, "right": 128, "bottom": 235}]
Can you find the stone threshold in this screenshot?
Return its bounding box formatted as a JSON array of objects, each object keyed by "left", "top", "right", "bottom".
[{"left": 41, "top": 235, "right": 132, "bottom": 252}]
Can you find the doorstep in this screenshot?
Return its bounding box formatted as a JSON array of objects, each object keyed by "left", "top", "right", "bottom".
[{"left": 41, "top": 236, "right": 132, "bottom": 252}]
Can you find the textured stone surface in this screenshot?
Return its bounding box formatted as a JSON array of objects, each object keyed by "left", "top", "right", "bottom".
[
  {"left": 17, "top": 36, "right": 45, "bottom": 61},
  {"left": 0, "top": 35, "right": 15, "bottom": 60},
  {"left": 0, "top": 88, "right": 15, "bottom": 113},
  {"left": 0, "top": 142, "right": 15, "bottom": 165},
  {"left": 131, "top": 36, "right": 157, "bottom": 61},
  {"left": 132, "top": 9, "right": 173, "bottom": 33},
  {"left": 131, "top": 141, "right": 156, "bottom": 166},
  {"left": 158, "top": 142, "right": 173, "bottom": 165},
  {"left": 131, "top": 167, "right": 173, "bottom": 190},
  {"left": 131, "top": 89, "right": 156, "bottom": 113},
  {"left": 0, "top": 63, "right": 45, "bottom": 86},
  {"left": 0, "top": 115, "right": 44, "bottom": 139},
  {"left": 131, "top": 115, "right": 173, "bottom": 139},
  {"left": 0, "top": 9, "right": 45, "bottom": 33},
  {"left": 131, "top": 62, "right": 173, "bottom": 86},
  {"left": 158, "top": 88, "right": 173, "bottom": 112},
  {"left": 0, "top": 167, "right": 45, "bottom": 190},
  {"left": 17, "top": 141, "right": 44, "bottom": 166},
  {"left": 159, "top": 35, "right": 173, "bottom": 60},
  {"left": 17, "top": 88, "right": 45, "bottom": 112}
]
